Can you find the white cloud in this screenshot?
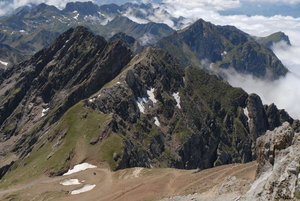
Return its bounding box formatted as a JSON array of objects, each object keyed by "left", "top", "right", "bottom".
[
  {"left": 138, "top": 33, "right": 156, "bottom": 45},
  {"left": 218, "top": 40, "right": 300, "bottom": 119},
  {"left": 272, "top": 41, "right": 300, "bottom": 75},
  {"left": 213, "top": 17, "right": 300, "bottom": 119},
  {"left": 223, "top": 66, "right": 300, "bottom": 119}
]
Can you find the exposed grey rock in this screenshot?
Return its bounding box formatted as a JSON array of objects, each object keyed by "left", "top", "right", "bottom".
[
  {"left": 247, "top": 93, "right": 269, "bottom": 140},
  {"left": 243, "top": 122, "right": 300, "bottom": 200}
]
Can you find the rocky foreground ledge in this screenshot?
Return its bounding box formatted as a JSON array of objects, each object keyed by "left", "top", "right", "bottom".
[{"left": 243, "top": 122, "right": 300, "bottom": 200}]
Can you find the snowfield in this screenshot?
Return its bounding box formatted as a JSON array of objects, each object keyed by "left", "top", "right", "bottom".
[
  {"left": 41, "top": 108, "right": 49, "bottom": 117},
  {"left": 71, "top": 184, "right": 96, "bottom": 195},
  {"left": 63, "top": 163, "right": 97, "bottom": 176},
  {"left": 154, "top": 116, "right": 161, "bottom": 127},
  {"left": 60, "top": 179, "right": 81, "bottom": 186},
  {"left": 147, "top": 86, "right": 157, "bottom": 104},
  {"left": 172, "top": 92, "right": 181, "bottom": 108},
  {"left": 137, "top": 97, "right": 148, "bottom": 114},
  {"left": 0, "top": 60, "right": 8, "bottom": 66},
  {"left": 243, "top": 107, "right": 250, "bottom": 123}
]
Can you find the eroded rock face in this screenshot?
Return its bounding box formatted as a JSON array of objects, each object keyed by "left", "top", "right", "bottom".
[
  {"left": 86, "top": 46, "right": 296, "bottom": 170},
  {"left": 256, "top": 122, "right": 294, "bottom": 176},
  {"left": 243, "top": 122, "right": 300, "bottom": 200},
  {"left": 247, "top": 93, "right": 269, "bottom": 140}
]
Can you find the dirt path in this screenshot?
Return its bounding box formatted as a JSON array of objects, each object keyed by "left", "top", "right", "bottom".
[{"left": 0, "top": 162, "right": 257, "bottom": 201}]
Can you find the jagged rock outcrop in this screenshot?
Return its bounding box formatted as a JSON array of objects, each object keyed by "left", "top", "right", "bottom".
[{"left": 243, "top": 122, "right": 300, "bottom": 200}]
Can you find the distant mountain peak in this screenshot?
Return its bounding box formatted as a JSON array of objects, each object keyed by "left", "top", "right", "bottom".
[{"left": 155, "top": 18, "right": 288, "bottom": 79}]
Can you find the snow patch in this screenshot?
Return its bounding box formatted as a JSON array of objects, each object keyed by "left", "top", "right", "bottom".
[
  {"left": 41, "top": 108, "right": 49, "bottom": 117},
  {"left": 147, "top": 86, "right": 157, "bottom": 104},
  {"left": 71, "top": 184, "right": 96, "bottom": 195},
  {"left": 63, "top": 163, "right": 97, "bottom": 176},
  {"left": 243, "top": 107, "right": 250, "bottom": 123},
  {"left": 62, "top": 40, "right": 69, "bottom": 48},
  {"left": 73, "top": 13, "right": 79, "bottom": 20},
  {"left": 60, "top": 179, "right": 81, "bottom": 186},
  {"left": 0, "top": 60, "right": 8, "bottom": 66},
  {"left": 98, "top": 11, "right": 104, "bottom": 17},
  {"left": 172, "top": 92, "right": 181, "bottom": 109},
  {"left": 137, "top": 97, "right": 148, "bottom": 114},
  {"left": 154, "top": 116, "right": 161, "bottom": 127},
  {"left": 89, "top": 98, "right": 96, "bottom": 103}
]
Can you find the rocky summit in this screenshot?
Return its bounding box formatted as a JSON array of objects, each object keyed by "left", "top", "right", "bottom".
[{"left": 154, "top": 19, "right": 288, "bottom": 79}]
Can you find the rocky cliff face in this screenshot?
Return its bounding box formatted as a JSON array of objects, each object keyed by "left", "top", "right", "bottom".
[
  {"left": 0, "top": 27, "right": 297, "bottom": 184},
  {"left": 243, "top": 122, "right": 300, "bottom": 200}
]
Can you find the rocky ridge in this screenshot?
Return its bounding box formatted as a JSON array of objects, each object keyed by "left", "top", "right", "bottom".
[
  {"left": 0, "top": 26, "right": 298, "bottom": 189},
  {"left": 0, "top": 2, "right": 174, "bottom": 68},
  {"left": 0, "top": 1, "right": 291, "bottom": 79},
  {"left": 0, "top": 26, "right": 132, "bottom": 171}
]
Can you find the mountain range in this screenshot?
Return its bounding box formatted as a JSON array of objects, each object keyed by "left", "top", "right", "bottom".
[
  {"left": 0, "top": 24, "right": 296, "bottom": 179},
  {"left": 0, "top": 1, "right": 299, "bottom": 200},
  {"left": 0, "top": 1, "right": 291, "bottom": 78}
]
